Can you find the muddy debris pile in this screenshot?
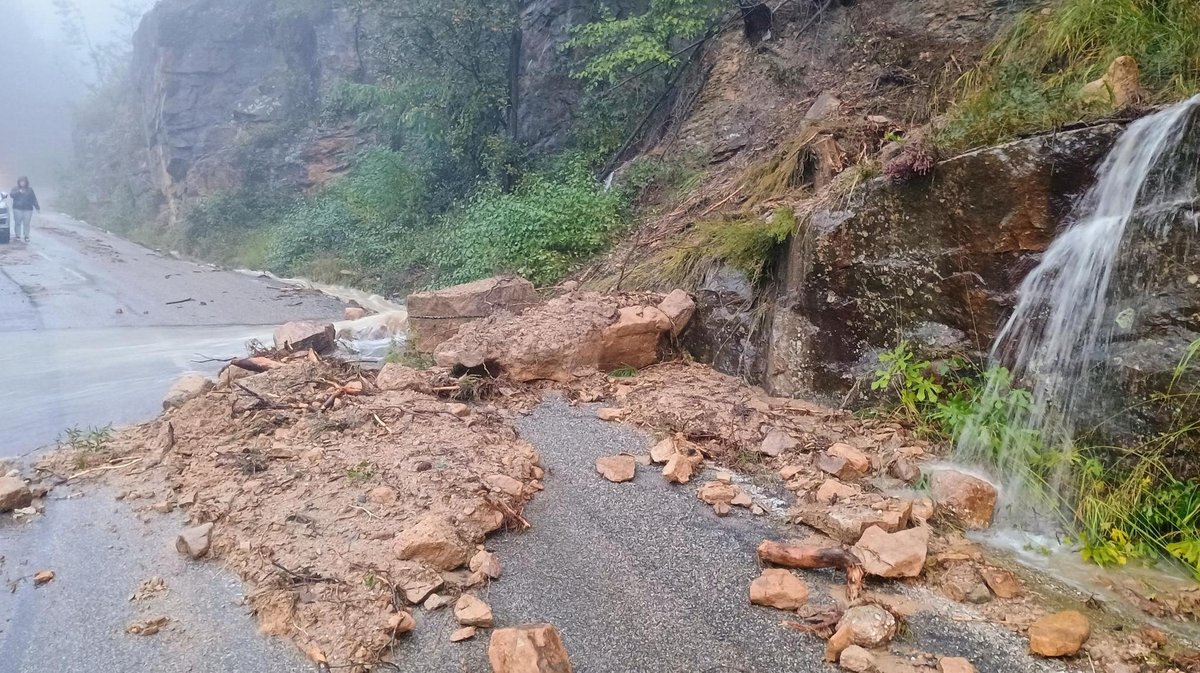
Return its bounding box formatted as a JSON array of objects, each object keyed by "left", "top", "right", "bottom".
[{"left": 40, "top": 351, "right": 541, "bottom": 671}]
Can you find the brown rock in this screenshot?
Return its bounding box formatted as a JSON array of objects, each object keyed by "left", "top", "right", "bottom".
[
  {"left": 488, "top": 624, "right": 573, "bottom": 673},
  {"left": 596, "top": 455, "right": 636, "bottom": 483},
  {"left": 817, "top": 453, "right": 863, "bottom": 481},
  {"left": 175, "top": 522, "right": 214, "bottom": 559},
  {"left": 451, "top": 626, "right": 477, "bottom": 642},
  {"left": 593, "top": 306, "right": 671, "bottom": 372},
  {"left": 375, "top": 363, "right": 432, "bottom": 393},
  {"left": 658, "top": 289, "right": 696, "bottom": 337},
  {"left": 485, "top": 474, "right": 525, "bottom": 498},
  {"left": 395, "top": 516, "right": 473, "bottom": 571},
  {"left": 939, "top": 563, "right": 991, "bottom": 604},
  {"left": 938, "top": 657, "right": 977, "bottom": 673},
  {"left": 853, "top": 525, "right": 929, "bottom": 578},
  {"left": 1079, "top": 55, "right": 1144, "bottom": 108},
  {"left": 697, "top": 481, "right": 739, "bottom": 506},
  {"left": 650, "top": 437, "right": 679, "bottom": 464},
  {"left": 398, "top": 563, "right": 445, "bottom": 604},
  {"left": 455, "top": 594, "right": 494, "bottom": 628},
  {"left": 424, "top": 593, "right": 452, "bottom": 610},
  {"left": 779, "top": 465, "right": 805, "bottom": 480},
  {"left": 368, "top": 486, "right": 398, "bottom": 504},
  {"left": 889, "top": 457, "right": 921, "bottom": 483},
  {"left": 384, "top": 611, "right": 416, "bottom": 636},
  {"left": 760, "top": 429, "right": 798, "bottom": 457},
  {"left": 408, "top": 275, "right": 539, "bottom": 352},
  {"left": 749, "top": 569, "right": 809, "bottom": 610},
  {"left": 979, "top": 567, "right": 1022, "bottom": 599},
  {"left": 839, "top": 645, "right": 877, "bottom": 673},
  {"left": 930, "top": 470, "right": 997, "bottom": 530},
  {"left": 596, "top": 407, "right": 626, "bottom": 421},
  {"left": 470, "top": 550, "right": 503, "bottom": 580},
  {"left": 911, "top": 497, "right": 935, "bottom": 524},
  {"left": 662, "top": 453, "right": 696, "bottom": 484},
  {"left": 839, "top": 604, "right": 897, "bottom": 647},
  {"left": 447, "top": 402, "right": 471, "bottom": 418},
  {"left": 1029, "top": 610, "right": 1090, "bottom": 657},
  {"left": 827, "top": 443, "right": 870, "bottom": 474},
  {"left": 33, "top": 570, "right": 55, "bottom": 586},
  {"left": 815, "top": 479, "right": 858, "bottom": 505},
  {"left": 796, "top": 500, "right": 908, "bottom": 544},
  {"left": 731, "top": 491, "right": 753, "bottom": 508},
  {"left": 0, "top": 477, "right": 32, "bottom": 512},
  {"left": 344, "top": 306, "right": 368, "bottom": 321},
  {"left": 272, "top": 321, "right": 336, "bottom": 353}
]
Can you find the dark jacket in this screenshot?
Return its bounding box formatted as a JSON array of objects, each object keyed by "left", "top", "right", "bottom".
[{"left": 11, "top": 187, "right": 39, "bottom": 211}]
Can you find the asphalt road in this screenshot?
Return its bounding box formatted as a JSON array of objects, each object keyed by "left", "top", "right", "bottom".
[
  {"left": 0, "top": 212, "right": 341, "bottom": 673},
  {"left": 388, "top": 397, "right": 1066, "bottom": 673}
]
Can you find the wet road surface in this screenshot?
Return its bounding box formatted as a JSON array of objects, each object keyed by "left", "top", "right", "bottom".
[{"left": 0, "top": 213, "right": 340, "bottom": 673}]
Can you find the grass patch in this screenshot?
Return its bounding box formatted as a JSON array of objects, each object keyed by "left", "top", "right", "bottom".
[
  {"left": 62, "top": 425, "right": 115, "bottom": 470},
  {"left": 941, "top": 0, "right": 1200, "bottom": 149},
  {"left": 662, "top": 207, "right": 798, "bottom": 287}
]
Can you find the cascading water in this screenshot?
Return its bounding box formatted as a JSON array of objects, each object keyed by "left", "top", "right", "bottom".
[{"left": 956, "top": 95, "right": 1200, "bottom": 528}]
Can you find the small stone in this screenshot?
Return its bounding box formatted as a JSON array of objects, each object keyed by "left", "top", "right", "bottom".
[
  {"left": 470, "top": 550, "right": 503, "bottom": 580},
  {"left": 839, "top": 645, "right": 876, "bottom": 673},
  {"left": 384, "top": 611, "right": 416, "bottom": 636},
  {"left": 650, "top": 437, "right": 678, "bottom": 464},
  {"left": 815, "top": 479, "right": 858, "bottom": 504},
  {"left": 395, "top": 516, "right": 473, "bottom": 571},
  {"left": 33, "top": 570, "right": 55, "bottom": 586},
  {"left": 162, "top": 374, "right": 214, "bottom": 410},
  {"left": 889, "top": 457, "right": 921, "bottom": 483},
  {"left": 1029, "top": 610, "right": 1090, "bottom": 657},
  {"left": 911, "top": 497, "right": 935, "bottom": 524},
  {"left": 938, "top": 657, "right": 977, "bottom": 673},
  {"left": 424, "top": 593, "right": 451, "bottom": 610},
  {"left": 455, "top": 594, "right": 494, "bottom": 628},
  {"left": 939, "top": 563, "right": 991, "bottom": 604},
  {"left": 714, "top": 472, "right": 733, "bottom": 484},
  {"left": 931, "top": 470, "right": 997, "bottom": 530},
  {"left": 175, "top": 522, "right": 214, "bottom": 559},
  {"left": 488, "top": 624, "right": 573, "bottom": 673},
  {"left": 827, "top": 443, "right": 871, "bottom": 474},
  {"left": 368, "top": 486, "right": 398, "bottom": 504},
  {"left": 127, "top": 616, "right": 170, "bottom": 636},
  {"left": 731, "top": 491, "right": 753, "bottom": 508},
  {"left": 713, "top": 501, "right": 731, "bottom": 516},
  {"left": 596, "top": 407, "right": 626, "bottom": 421},
  {"left": 749, "top": 568, "right": 809, "bottom": 610},
  {"left": 485, "top": 474, "right": 525, "bottom": 497},
  {"left": 817, "top": 453, "right": 860, "bottom": 481},
  {"left": 751, "top": 504, "right": 766, "bottom": 515},
  {"left": 662, "top": 453, "right": 696, "bottom": 484},
  {"left": 345, "top": 306, "right": 368, "bottom": 321},
  {"left": 0, "top": 477, "right": 33, "bottom": 512},
  {"left": 840, "top": 604, "right": 897, "bottom": 648},
  {"left": 760, "top": 429, "right": 798, "bottom": 457},
  {"left": 450, "top": 626, "right": 477, "bottom": 642},
  {"left": 979, "top": 567, "right": 1022, "bottom": 599},
  {"left": 853, "top": 525, "right": 929, "bottom": 578},
  {"left": 447, "top": 403, "right": 471, "bottom": 418},
  {"left": 697, "top": 481, "right": 738, "bottom": 506},
  {"left": 153, "top": 501, "right": 174, "bottom": 514},
  {"left": 779, "top": 465, "right": 804, "bottom": 480},
  {"left": 596, "top": 455, "right": 636, "bottom": 483}
]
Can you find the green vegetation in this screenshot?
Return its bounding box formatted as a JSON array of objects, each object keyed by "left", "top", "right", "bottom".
[
  {"left": 610, "top": 365, "right": 640, "bottom": 378},
  {"left": 942, "top": 0, "right": 1200, "bottom": 149},
  {"left": 62, "top": 424, "right": 116, "bottom": 470},
  {"left": 663, "top": 207, "right": 798, "bottom": 287},
  {"left": 346, "top": 460, "right": 375, "bottom": 482},
  {"left": 871, "top": 340, "right": 1200, "bottom": 577}
]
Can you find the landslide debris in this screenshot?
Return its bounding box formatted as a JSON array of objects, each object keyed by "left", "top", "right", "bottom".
[{"left": 40, "top": 354, "right": 540, "bottom": 671}]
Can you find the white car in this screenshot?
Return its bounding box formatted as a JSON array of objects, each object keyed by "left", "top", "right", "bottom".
[{"left": 0, "top": 191, "right": 9, "bottom": 244}]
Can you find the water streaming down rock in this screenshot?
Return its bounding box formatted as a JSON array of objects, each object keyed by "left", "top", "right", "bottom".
[{"left": 957, "top": 95, "right": 1200, "bottom": 527}]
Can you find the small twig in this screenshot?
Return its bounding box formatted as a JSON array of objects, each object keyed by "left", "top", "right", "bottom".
[
  {"left": 165, "top": 297, "right": 194, "bottom": 305},
  {"left": 69, "top": 458, "right": 142, "bottom": 480},
  {"left": 351, "top": 505, "right": 382, "bottom": 520},
  {"left": 372, "top": 414, "right": 392, "bottom": 434}
]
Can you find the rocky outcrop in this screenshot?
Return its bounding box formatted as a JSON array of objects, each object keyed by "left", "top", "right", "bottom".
[
  {"left": 132, "top": 0, "right": 366, "bottom": 228},
  {"left": 766, "top": 124, "right": 1123, "bottom": 399}
]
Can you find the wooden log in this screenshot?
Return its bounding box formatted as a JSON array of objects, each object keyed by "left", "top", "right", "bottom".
[{"left": 757, "top": 540, "right": 864, "bottom": 601}]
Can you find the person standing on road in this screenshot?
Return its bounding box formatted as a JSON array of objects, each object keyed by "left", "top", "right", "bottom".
[{"left": 10, "top": 177, "right": 40, "bottom": 243}]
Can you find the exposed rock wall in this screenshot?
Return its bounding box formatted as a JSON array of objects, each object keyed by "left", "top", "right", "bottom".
[
  {"left": 767, "top": 125, "right": 1123, "bottom": 400},
  {"left": 132, "top": 0, "right": 365, "bottom": 229}
]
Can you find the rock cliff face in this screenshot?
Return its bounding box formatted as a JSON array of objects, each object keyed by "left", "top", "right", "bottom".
[
  {"left": 132, "top": 0, "right": 364, "bottom": 228},
  {"left": 765, "top": 125, "right": 1123, "bottom": 401},
  {"left": 130, "top": 0, "right": 603, "bottom": 230}
]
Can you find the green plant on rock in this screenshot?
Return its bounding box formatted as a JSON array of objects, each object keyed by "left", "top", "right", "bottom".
[
  {"left": 662, "top": 207, "right": 798, "bottom": 287},
  {"left": 942, "top": 0, "right": 1200, "bottom": 149}
]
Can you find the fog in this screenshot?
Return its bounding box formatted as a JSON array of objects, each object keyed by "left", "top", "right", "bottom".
[{"left": 0, "top": 0, "right": 153, "bottom": 190}]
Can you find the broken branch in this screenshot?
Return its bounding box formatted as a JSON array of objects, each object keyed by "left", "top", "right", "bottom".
[{"left": 757, "top": 540, "right": 864, "bottom": 601}]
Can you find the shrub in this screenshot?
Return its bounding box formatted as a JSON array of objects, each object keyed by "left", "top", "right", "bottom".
[
  {"left": 662, "top": 207, "right": 798, "bottom": 287},
  {"left": 435, "top": 163, "right": 628, "bottom": 286}
]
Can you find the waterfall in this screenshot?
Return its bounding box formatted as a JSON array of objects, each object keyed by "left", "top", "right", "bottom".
[{"left": 956, "top": 95, "right": 1200, "bottom": 527}]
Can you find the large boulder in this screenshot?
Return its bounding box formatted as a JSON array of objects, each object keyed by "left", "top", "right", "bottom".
[
  {"left": 434, "top": 293, "right": 691, "bottom": 382},
  {"left": 407, "top": 276, "right": 539, "bottom": 352},
  {"left": 852, "top": 524, "right": 929, "bottom": 578},
  {"left": 273, "top": 321, "right": 336, "bottom": 353},
  {"left": 488, "top": 624, "right": 573, "bottom": 673}
]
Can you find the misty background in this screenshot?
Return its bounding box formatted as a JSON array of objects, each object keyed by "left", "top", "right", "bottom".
[{"left": 0, "top": 0, "right": 152, "bottom": 194}]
